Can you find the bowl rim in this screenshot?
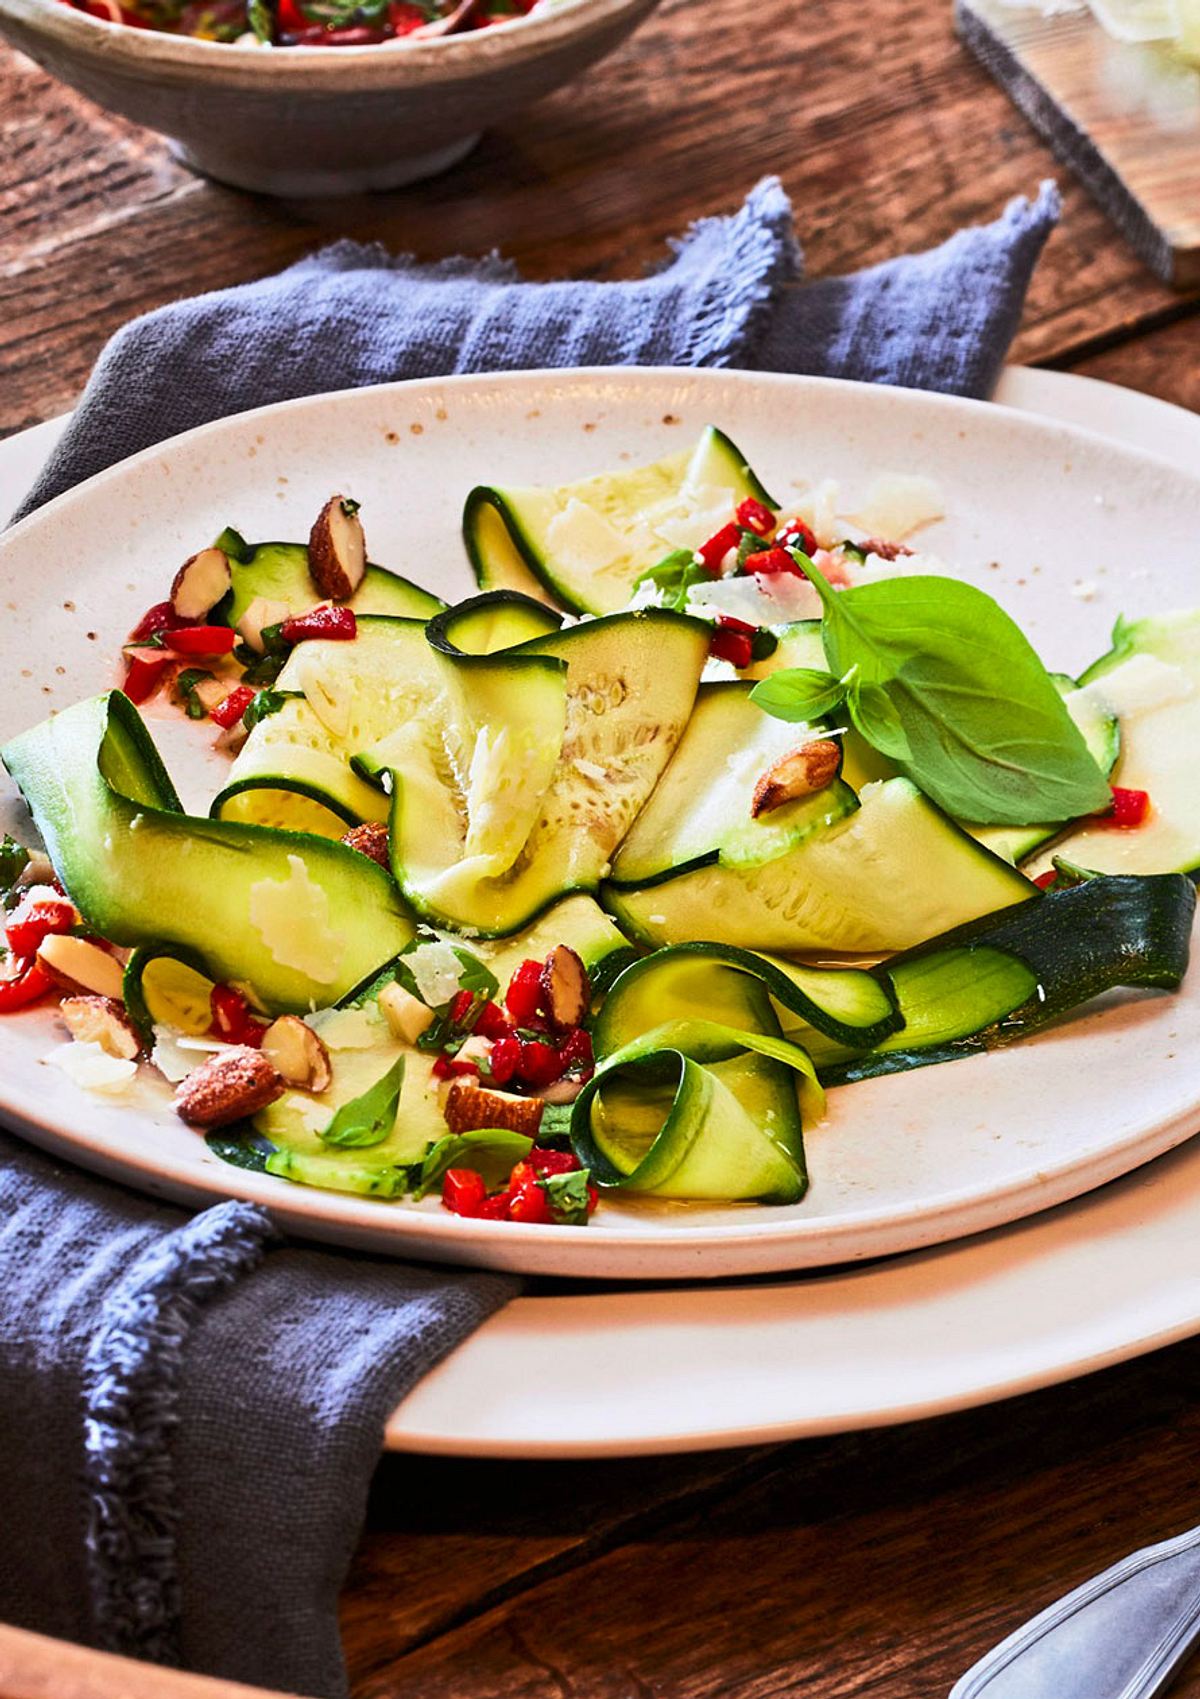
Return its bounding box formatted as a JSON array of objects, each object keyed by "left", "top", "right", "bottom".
[{"left": 0, "top": 0, "right": 646, "bottom": 69}]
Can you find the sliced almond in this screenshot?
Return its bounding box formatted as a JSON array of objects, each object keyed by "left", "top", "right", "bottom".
[
  {"left": 538, "top": 1076, "right": 586, "bottom": 1106},
  {"left": 37, "top": 934, "right": 125, "bottom": 999},
  {"left": 309, "top": 496, "right": 367, "bottom": 602},
  {"left": 174, "top": 1045, "right": 284, "bottom": 1128},
  {"left": 260, "top": 1015, "right": 332, "bottom": 1092},
  {"left": 170, "top": 547, "right": 232, "bottom": 622},
  {"left": 236, "top": 597, "right": 291, "bottom": 655},
  {"left": 378, "top": 981, "right": 435, "bottom": 1045},
  {"left": 750, "top": 738, "right": 842, "bottom": 818},
  {"left": 539, "top": 945, "right": 591, "bottom": 1031},
  {"left": 341, "top": 822, "right": 390, "bottom": 869},
  {"left": 11, "top": 851, "right": 55, "bottom": 896},
  {"left": 455, "top": 1034, "right": 493, "bottom": 1068},
  {"left": 443, "top": 1079, "right": 544, "bottom": 1138},
  {"left": 59, "top": 995, "right": 142, "bottom": 1060}
]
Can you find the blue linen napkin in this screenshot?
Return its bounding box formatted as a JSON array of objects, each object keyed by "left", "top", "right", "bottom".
[
  {"left": 0, "top": 175, "right": 1060, "bottom": 1699},
  {"left": 13, "top": 177, "right": 1059, "bottom": 520}
]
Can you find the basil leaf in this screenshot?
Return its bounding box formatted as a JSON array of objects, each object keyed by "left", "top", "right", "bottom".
[
  {"left": 750, "top": 667, "right": 848, "bottom": 723},
  {"left": 847, "top": 681, "right": 911, "bottom": 761},
  {"left": 238, "top": 624, "right": 294, "bottom": 687},
  {"left": 539, "top": 1168, "right": 593, "bottom": 1226},
  {"left": 410, "top": 1129, "right": 533, "bottom": 1199},
  {"left": 205, "top": 1126, "right": 276, "bottom": 1172},
  {"left": 176, "top": 668, "right": 214, "bottom": 720},
  {"left": 242, "top": 688, "right": 303, "bottom": 731},
  {"left": 320, "top": 1057, "right": 405, "bottom": 1148},
  {"left": 735, "top": 531, "right": 770, "bottom": 570},
  {"left": 452, "top": 947, "right": 498, "bottom": 1004},
  {"left": 0, "top": 837, "right": 30, "bottom": 904},
  {"left": 633, "top": 549, "right": 709, "bottom": 613},
  {"left": 806, "top": 564, "right": 1111, "bottom": 826}
]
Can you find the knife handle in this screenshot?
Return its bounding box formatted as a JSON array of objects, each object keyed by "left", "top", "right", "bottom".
[{"left": 952, "top": 1523, "right": 1200, "bottom": 1699}]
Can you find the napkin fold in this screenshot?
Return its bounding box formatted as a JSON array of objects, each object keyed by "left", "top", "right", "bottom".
[
  {"left": 1, "top": 175, "right": 1059, "bottom": 1699},
  {"left": 13, "top": 178, "right": 1059, "bottom": 521}
]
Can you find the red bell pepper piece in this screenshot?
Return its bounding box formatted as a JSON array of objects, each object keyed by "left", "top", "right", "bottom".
[
  {"left": 708, "top": 616, "right": 756, "bottom": 669},
  {"left": 442, "top": 1168, "right": 487, "bottom": 1218},
  {"left": 210, "top": 685, "right": 256, "bottom": 730},
  {"left": 1105, "top": 787, "right": 1151, "bottom": 828},
  {"left": 517, "top": 1038, "right": 564, "bottom": 1088},
  {"left": 128, "top": 601, "right": 183, "bottom": 643},
  {"left": 1033, "top": 870, "right": 1057, "bottom": 890},
  {"left": 5, "top": 892, "right": 77, "bottom": 958},
  {"left": 280, "top": 606, "right": 357, "bottom": 645},
  {"left": 488, "top": 1033, "right": 523, "bottom": 1086},
  {"left": 751, "top": 547, "right": 806, "bottom": 578},
  {"left": 122, "top": 650, "right": 173, "bottom": 705},
  {"left": 695, "top": 522, "right": 742, "bottom": 575},
  {"left": 168, "top": 626, "right": 237, "bottom": 657},
  {"left": 0, "top": 954, "right": 55, "bottom": 1012},
  {"left": 777, "top": 520, "right": 818, "bottom": 557},
  {"left": 505, "top": 958, "right": 545, "bottom": 1026},
  {"left": 209, "top": 983, "right": 266, "bottom": 1047},
  {"left": 736, "top": 497, "right": 777, "bottom": 539}
]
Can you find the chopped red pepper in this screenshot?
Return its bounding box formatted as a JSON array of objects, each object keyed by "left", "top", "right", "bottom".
[
  {"left": 709, "top": 616, "right": 756, "bottom": 670},
  {"left": 1033, "top": 870, "right": 1057, "bottom": 891},
  {"left": 128, "top": 601, "right": 183, "bottom": 643},
  {"left": 448, "top": 989, "right": 476, "bottom": 1027},
  {"left": 506, "top": 1165, "right": 555, "bottom": 1224},
  {"left": 475, "top": 1000, "right": 512, "bottom": 1040},
  {"left": 210, "top": 685, "right": 256, "bottom": 730},
  {"left": 488, "top": 1032, "right": 523, "bottom": 1086},
  {"left": 0, "top": 954, "right": 55, "bottom": 1012},
  {"left": 1105, "top": 787, "right": 1151, "bottom": 829},
  {"left": 209, "top": 983, "right": 266, "bottom": 1047},
  {"left": 505, "top": 958, "right": 545, "bottom": 1026},
  {"left": 695, "top": 522, "right": 742, "bottom": 575},
  {"left": 5, "top": 893, "right": 77, "bottom": 958},
  {"left": 122, "top": 649, "right": 173, "bottom": 705},
  {"left": 527, "top": 1146, "right": 581, "bottom": 1176},
  {"left": 431, "top": 1051, "right": 479, "bottom": 1079},
  {"left": 557, "top": 1026, "right": 594, "bottom": 1077},
  {"left": 389, "top": 0, "right": 429, "bottom": 29},
  {"left": 478, "top": 1191, "right": 512, "bottom": 1220},
  {"left": 736, "top": 497, "right": 777, "bottom": 539},
  {"left": 441, "top": 1168, "right": 487, "bottom": 1218},
  {"left": 168, "top": 625, "right": 237, "bottom": 657},
  {"left": 517, "top": 1038, "right": 564, "bottom": 1088},
  {"left": 777, "top": 519, "right": 818, "bottom": 557},
  {"left": 751, "top": 547, "right": 806, "bottom": 579},
  {"left": 280, "top": 606, "right": 357, "bottom": 645}
]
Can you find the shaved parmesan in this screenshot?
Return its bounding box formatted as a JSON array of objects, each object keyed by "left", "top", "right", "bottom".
[{"left": 45, "top": 1040, "right": 137, "bottom": 1095}]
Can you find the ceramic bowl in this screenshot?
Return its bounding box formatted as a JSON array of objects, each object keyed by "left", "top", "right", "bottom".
[{"left": 0, "top": 0, "right": 661, "bottom": 195}]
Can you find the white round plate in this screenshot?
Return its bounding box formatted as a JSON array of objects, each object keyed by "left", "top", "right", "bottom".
[{"left": 2, "top": 367, "right": 1199, "bottom": 1281}]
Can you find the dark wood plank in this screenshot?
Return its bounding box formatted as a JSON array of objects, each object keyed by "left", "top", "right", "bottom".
[
  {"left": 1061, "top": 304, "right": 1200, "bottom": 413},
  {"left": 344, "top": 1336, "right": 1200, "bottom": 1698},
  {"left": 0, "top": 0, "right": 1190, "bottom": 437}
]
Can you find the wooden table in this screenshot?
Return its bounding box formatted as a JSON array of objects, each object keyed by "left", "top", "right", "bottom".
[{"left": 4, "top": 0, "right": 1200, "bottom": 1692}]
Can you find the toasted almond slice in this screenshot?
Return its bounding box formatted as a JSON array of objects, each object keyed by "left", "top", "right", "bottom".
[
  {"left": 174, "top": 1045, "right": 284, "bottom": 1128},
  {"left": 750, "top": 738, "right": 841, "bottom": 819},
  {"left": 443, "top": 1079, "right": 544, "bottom": 1138},
  {"left": 59, "top": 995, "right": 143, "bottom": 1060},
  {"left": 260, "top": 1015, "right": 332, "bottom": 1092},
  {"left": 11, "top": 851, "right": 55, "bottom": 895},
  {"left": 37, "top": 935, "right": 125, "bottom": 999},
  {"left": 171, "top": 547, "right": 232, "bottom": 622},
  {"left": 538, "top": 1076, "right": 586, "bottom": 1106},
  {"left": 341, "top": 822, "right": 390, "bottom": 869},
  {"left": 539, "top": 944, "right": 591, "bottom": 1030},
  {"left": 309, "top": 496, "right": 367, "bottom": 602},
  {"left": 236, "top": 597, "right": 291, "bottom": 655},
  {"left": 378, "top": 981, "right": 435, "bottom": 1045}
]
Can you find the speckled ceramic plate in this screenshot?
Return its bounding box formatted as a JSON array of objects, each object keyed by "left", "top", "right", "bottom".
[{"left": 1, "top": 367, "right": 1198, "bottom": 1281}]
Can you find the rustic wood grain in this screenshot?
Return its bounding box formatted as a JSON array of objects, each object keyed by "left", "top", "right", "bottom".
[
  {"left": 0, "top": 0, "right": 1194, "bottom": 436},
  {"left": 344, "top": 1336, "right": 1200, "bottom": 1698},
  {"left": 6, "top": 1, "right": 1200, "bottom": 1695}
]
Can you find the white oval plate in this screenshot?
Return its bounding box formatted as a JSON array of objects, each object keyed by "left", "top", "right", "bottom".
[{"left": 2, "top": 367, "right": 1199, "bottom": 1281}]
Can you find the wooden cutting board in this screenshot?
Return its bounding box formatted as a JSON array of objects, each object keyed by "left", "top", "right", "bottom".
[{"left": 956, "top": 0, "right": 1200, "bottom": 286}]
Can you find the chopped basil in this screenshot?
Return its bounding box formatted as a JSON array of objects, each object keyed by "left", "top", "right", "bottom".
[
  {"left": 0, "top": 837, "right": 30, "bottom": 906},
  {"left": 633, "top": 549, "right": 710, "bottom": 613},
  {"left": 237, "top": 623, "right": 294, "bottom": 686},
  {"left": 176, "top": 668, "right": 214, "bottom": 720},
  {"left": 320, "top": 1057, "right": 405, "bottom": 1148},
  {"left": 205, "top": 1125, "right": 276, "bottom": 1172},
  {"left": 735, "top": 530, "right": 771, "bottom": 570},
  {"left": 539, "top": 1167, "right": 593, "bottom": 1225},
  {"left": 407, "top": 1129, "right": 533, "bottom": 1199},
  {"left": 241, "top": 688, "right": 303, "bottom": 731}
]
